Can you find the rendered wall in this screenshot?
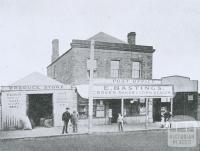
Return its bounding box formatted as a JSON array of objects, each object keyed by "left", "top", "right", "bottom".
[{"left": 1, "top": 89, "right": 77, "bottom": 130}]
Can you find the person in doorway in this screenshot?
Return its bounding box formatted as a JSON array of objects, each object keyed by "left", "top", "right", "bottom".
[
  {"left": 71, "top": 110, "right": 79, "bottom": 133},
  {"left": 108, "top": 109, "right": 112, "bottom": 125},
  {"left": 163, "top": 109, "right": 172, "bottom": 128},
  {"left": 62, "top": 107, "right": 71, "bottom": 134},
  {"left": 163, "top": 109, "right": 171, "bottom": 122},
  {"left": 117, "top": 113, "right": 124, "bottom": 132}
]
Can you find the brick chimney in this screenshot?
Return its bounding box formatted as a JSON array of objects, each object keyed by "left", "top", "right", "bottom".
[
  {"left": 127, "top": 32, "right": 136, "bottom": 45},
  {"left": 51, "top": 39, "right": 59, "bottom": 63}
]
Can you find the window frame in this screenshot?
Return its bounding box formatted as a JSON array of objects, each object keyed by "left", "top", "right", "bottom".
[
  {"left": 132, "top": 61, "right": 141, "bottom": 79},
  {"left": 110, "top": 60, "right": 120, "bottom": 78}
]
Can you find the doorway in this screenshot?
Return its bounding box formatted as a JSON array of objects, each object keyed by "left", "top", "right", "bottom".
[
  {"left": 27, "top": 94, "right": 53, "bottom": 127},
  {"left": 109, "top": 100, "right": 121, "bottom": 123},
  {"left": 153, "top": 98, "right": 161, "bottom": 122}
]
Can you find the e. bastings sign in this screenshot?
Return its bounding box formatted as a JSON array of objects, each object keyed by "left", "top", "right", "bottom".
[{"left": 93, "top": 85, "right": 173, "bottom": 98}]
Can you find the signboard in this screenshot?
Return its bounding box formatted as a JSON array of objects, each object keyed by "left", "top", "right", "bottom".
[
  {"left": 188, "top": 95, "right": 193, "bottom": 101},
  {"left": 93, "top": 85, "right": 173, "bottom": 98},
  {"left": 1, "top": 85, "right": 70, "bottom": 91},
  {"left": 87, "top": 59, "right": 97, "bottom": 70},
  {"left": 94, "top": 78, "right": 162, "bottom": 85}
]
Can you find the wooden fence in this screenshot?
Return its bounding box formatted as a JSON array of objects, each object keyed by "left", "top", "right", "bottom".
[{"left": 3, "top": 116, "right": 21, "bottom": 130}]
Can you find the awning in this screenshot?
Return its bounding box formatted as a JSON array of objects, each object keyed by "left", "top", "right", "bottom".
[
  {"left": 75, "top": 84, "right": 173, "bottom": 100},
  {"left": 76, "top": 85, "right": 89, "bottom": 99}
]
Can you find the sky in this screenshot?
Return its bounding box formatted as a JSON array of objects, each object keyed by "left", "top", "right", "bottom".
[{"left": 0, "top": 0, "right": 200, "bottom": 89}]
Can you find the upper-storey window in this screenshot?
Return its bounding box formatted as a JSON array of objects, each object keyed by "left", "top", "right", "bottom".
[
  {"left": 111, "top": 60, "right": 120, "bottom": 78},
  {"left": 132, "top": 61, "right": 141, "bottom": 78}
]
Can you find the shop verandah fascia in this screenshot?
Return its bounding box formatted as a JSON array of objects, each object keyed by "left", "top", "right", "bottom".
[{"left": 76, "top": 79, "right": 174, "bottom": 125}]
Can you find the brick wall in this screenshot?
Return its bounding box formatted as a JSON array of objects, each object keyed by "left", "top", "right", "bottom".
[
  {"left": 70, "top": 48, "right": 153, "bottom": 85},
  {"left": 47, "top": 49, "right": 74, "bottom": 84},
  {"left": 47, "top": 41, "right": 153, "bottom": 85},
  {"left": 47, "top": 48, "right": 153, "bottom": 85}
]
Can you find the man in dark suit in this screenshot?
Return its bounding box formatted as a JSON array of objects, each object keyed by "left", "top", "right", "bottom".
[
  {"left": 163, "top": 109, "right": 171, "bottom": 122},
  {"left": 62, "top": 107, "right": 71, "bottom": 134}
]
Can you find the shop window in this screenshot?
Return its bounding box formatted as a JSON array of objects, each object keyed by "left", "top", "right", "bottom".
[
  {"left": 139, "top": 99, "right": 146, "bottom": 115},
  {"left": 124, "top": 99, "right": 139, "bottom": 116},
  {"left": 111, "top": 60, "right": 120, "bottom": 78},
  {"left": 78, "top": 100, "right": 105, "bottom": 119},
  {"left": 124, "top": 99, "right": 146, "bottom": 116},
  {"left": 95, "top": 100, "right": 105, "bottom": 118},
  {"left": 132, "top": 61, "right": 141, "bottom": 78},
  {"left": 78, "top": 105, "right": 88, "bottom": 119}
]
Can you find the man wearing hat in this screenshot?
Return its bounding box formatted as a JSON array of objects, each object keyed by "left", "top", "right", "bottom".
[{"left": 62, "top": 107, "right": 71, "bottom": 134}]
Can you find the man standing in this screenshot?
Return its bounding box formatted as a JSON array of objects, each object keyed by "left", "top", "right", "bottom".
[
  {"left": 117, "top": 113, "right": 124, "bottom": 132},
  {"left": 163, "top": 109, "right": 172, "bottom": 128},
  {"left": 163, "top": 109, "right": 171, "bottom": 122},
  {"left": 71, "top": 110, "right": 79, "bottom": 133},
  {"left": 62, "top": 107, "right": 71, "bottom": 134},
  {"left": 108, "top": 109, "right": 112, "bottom": 125}
]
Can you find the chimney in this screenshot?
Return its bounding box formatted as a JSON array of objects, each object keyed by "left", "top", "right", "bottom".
[
  {"left": 51, "top": 39, "right": 59, "bottom": 63},
  {"left": 127, "top": 32, "right": 136, "bottom": 45}
]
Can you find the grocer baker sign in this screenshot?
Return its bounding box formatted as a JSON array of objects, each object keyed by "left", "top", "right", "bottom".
[{"left": 93, "top": 85, "right": 173, "bottom": 98}]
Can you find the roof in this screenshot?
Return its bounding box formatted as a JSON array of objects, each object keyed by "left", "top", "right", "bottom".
[
  {"left": 87, "top": 32, "right": 126, "bottom": 44},
  {"left": 11, "top": 72, "right": 66, "bottom": 86},
  {"left": 48, "top": 32, "right": 155, "bottom": 67},
  {"left": 161, "top": 76, "right": 198, "bottom": 92}
]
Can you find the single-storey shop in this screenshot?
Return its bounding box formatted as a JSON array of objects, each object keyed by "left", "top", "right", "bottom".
[
  {"left": 76, "top": 78, "right": 174, "bottom": 124},
  {"left": 76, "top": 76, "right": 198, "bottom": 124},
  {"left": 0, "top": 72, "right": 77, "bottom": 130}
]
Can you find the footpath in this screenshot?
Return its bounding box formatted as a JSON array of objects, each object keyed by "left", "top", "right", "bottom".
[{"left": 0, "top": 121, "right": 200, "bottom": 140}]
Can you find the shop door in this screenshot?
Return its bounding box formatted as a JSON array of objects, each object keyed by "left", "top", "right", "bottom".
[
  {"left": 27, "top": 94, "right": 53, "bottom": 127},
  {"left": 153, "top": 98, "right": 161, "bottom": 122},
  {"left": 109, "top": 100, "right": 121, "bottom": 123}
]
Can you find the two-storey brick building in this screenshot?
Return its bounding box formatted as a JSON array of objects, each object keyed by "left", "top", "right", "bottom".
[
  {"left": 47, "top": 32, "right": 176, "bottom": 124},
  {"left": 47, "top": 32, "right": 154, "bottom": 84}
]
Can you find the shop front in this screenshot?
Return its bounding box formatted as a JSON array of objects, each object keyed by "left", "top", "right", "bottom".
[
  {"left": 0, "top": 72, "right": 77, "bottom": 130},
  {"left": 76, "top": 79, "right": 174, "bottom": 125}
]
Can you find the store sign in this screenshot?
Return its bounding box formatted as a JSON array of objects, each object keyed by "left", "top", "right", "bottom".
[
  {"left": 94, "top": 78, "right": 162, "bottom": 85},
  {"left": 5, "top": 92, "right": 23, "bottom": 109},
  {"left": 188, "top": 95, "right": 193, "bottom": 101},
  {"left": 93, "top": 85, "right": 173, "bottom": 98},
  {"left": 1, "top": 85, "right": 69, "bottom": 91}
]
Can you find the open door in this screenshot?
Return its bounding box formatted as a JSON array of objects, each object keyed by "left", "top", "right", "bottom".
[
  {"left": 27, "top": 94, "right": 53, "bottom": 127},
  {"left": 109, "top": 100, "right": 121, "bottom": 123},
  {"left": 153, "top": 98, "right": 161, "bottom": 122}
]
